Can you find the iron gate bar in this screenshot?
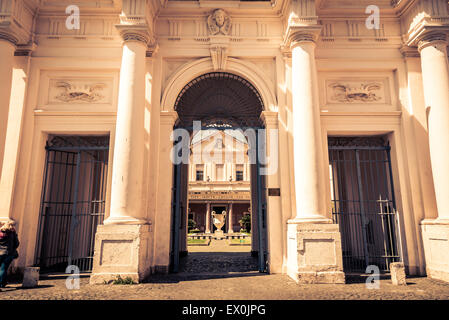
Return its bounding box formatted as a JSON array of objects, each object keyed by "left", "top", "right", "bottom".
[
  {"left": 328, "top": 138, "right": 401, "bottom": 272},
  {"left": 36, "top": 137, "right": 109, "bottom": 272},
  {"left": 67, "top": 151, "right": 81, "bottom": 267},
  {"left": 355, "top": 150, "right": 370, "bottom": 268}
]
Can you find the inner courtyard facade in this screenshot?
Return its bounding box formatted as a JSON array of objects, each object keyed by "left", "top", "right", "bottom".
[
  {"left": 1, "top": 0, "right": 449, "bottom": 284},
  {"left": 187, "top": 130, "right": 251, "bottom": 235}
]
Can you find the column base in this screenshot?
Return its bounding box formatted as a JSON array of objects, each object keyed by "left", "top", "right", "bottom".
[
  {"left": 287, "top": 222, "right": 345, "bottom": 284},
  {"left": 421, "top": 219, "right": 449, "bottom": 282},
  {"left": 103, "top": 216, "right": 147, "bottom": 225},
  {"left": 89, "top": 224, "right": 151, "bottom": 284}
]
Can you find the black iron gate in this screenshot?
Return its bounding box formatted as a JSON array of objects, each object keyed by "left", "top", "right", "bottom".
[
  {"left": 35, "top": 135, "right": 109, "bottom": 272},
  {"left": 328, "top": 136, "right": 402, "bottom": 272}
]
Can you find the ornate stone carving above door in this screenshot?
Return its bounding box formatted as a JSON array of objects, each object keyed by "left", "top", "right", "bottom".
[
  {"left": 48, "top": 79, "right": 113, "bottom": 104},
  {"left": 326, "top": 80, "right": 386, "bottom": 103},
  {"left": 207, "top": 9, "right": 231, "bottom": 36}
]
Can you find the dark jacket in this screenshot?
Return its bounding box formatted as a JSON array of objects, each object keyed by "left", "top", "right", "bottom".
[{"left": 0, "top": 229, "right": 19, "bottom": 256}]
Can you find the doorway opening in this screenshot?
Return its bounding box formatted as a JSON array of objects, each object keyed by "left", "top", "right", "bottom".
[
  {"left": 169, "top": 72, "right": 268, "bottom": 276},
  {"left": 328, "top": 136, "right": 402, "bottom": 273},
  {"left": 35, "top": 135, "right": 109, "bottom": 272}
]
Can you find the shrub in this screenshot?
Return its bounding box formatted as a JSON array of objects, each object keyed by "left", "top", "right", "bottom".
[
  {"left": 112, "top": 275, "right": 135, "bottom": 285},
  {"left": 188, "top": 219, "right": 197, "bottom": 232},
  {"left": 239, "top": 214, "right": 251, "bottom": 233}
]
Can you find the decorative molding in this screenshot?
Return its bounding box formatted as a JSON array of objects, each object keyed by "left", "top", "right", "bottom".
[
  {"left": 188, "top": 190, "right": 250, "bottom": 201},
  {"left": 402, "top": 0, "right": 449, "bottom": 47},
  {"left": 0, "top": 0, "right": 35, "bottom": 45},
  {"left": 328, "top": 136, "right": 388, "bottom": 148},
  {"left": 0, "top": 32, "right": 18, "bottom": 45},
  {"left": 52, "top": 81, "right": 108, "bottom": 103},
  {"left": 399, "top": 45, "right": 420, "bottom": 58},
  {"left": 115, "top": 0, "right": 156, "bottom": 48},
  {"left": 283, "top": 25, "right": 322, "bottom": 50},
  {"left": 328, "top": 82, "right": 384, "bottom": 103},
  {"left": 146, "top": 44, "right": 159, "bottom": 57},
  {"left": 418, "top": 32, "right": 448, "bottom": 51},
  {"left": 119, "top": 29, "right": 151, "bottom": 45},
  {"left": 210, "top": 45, "right": 228, "bottom": 71},
  {"left": 207, "top": 9, "right": 231, "bottom": 36}
]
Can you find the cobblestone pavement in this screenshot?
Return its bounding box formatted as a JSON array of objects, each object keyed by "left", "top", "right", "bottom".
[
  {"left": 1, "top": 240, "right": 449, "bottom": 300},
  {"left": 1, "top": 273, "right": 449, "bottom": 300},
  {"left": 181, "top": 239, "right": 257, "bottom": 273}
]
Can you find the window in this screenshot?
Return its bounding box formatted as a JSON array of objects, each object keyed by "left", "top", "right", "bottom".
[
  {"left": 236, "top": 164, "right": 244, "bottom": 181},
  {"left": 196, "top": 165, "right": 204, "bottom": 181}
]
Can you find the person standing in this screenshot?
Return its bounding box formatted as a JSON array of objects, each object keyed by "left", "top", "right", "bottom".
[{"left": 0, "top": 220, "right": 20, "bottom": 288}]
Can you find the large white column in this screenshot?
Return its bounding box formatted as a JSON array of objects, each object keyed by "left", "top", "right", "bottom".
[
  {"left": 419, "top": 33, "right": 449, "bottom": 221},
  {"left": 418, "top": 32, "right": 449, "bottom": 283},
  {"left": 104, "top": 33, "right": 148, "bottom": 225},
  {"left": 205, "top": 202, "right": 211, "bottom": 233},
  {"left": 227, "top": 202, "right": 233, "bottom": 234},
  {"left": 0, "top": 38, "right": 15, "bottom": 184},
  {"left": 91, "top": 31, "right": 153, "bottom": 284},
  {"left": 290, "top": 35, "right": 328, "bottom": 223},
  {"left": 286, "top": 30, "right": 344, "bottom": 284}
]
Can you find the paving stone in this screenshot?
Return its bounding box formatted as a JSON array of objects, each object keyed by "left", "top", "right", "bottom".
[{"left": 1, "top": 241, "right": 449, "bottom": 300}]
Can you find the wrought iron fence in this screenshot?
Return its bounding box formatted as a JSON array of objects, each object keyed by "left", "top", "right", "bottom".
[
  {"left": 328, "top": 136, "right": 402, "bottom": 272},
  {"left": 35, "top": 135, "right": 109, "bottom": 272}
]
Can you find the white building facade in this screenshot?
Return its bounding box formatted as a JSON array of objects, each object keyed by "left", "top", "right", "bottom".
[{"left": 0, "top": 0, "right": 449, "bottom": 284}]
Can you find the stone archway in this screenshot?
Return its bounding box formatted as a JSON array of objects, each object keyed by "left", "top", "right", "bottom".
[
  {"left": 174, "top": 72, "right": 264, "bottom": 128},
  {"left": 168, "top": 70, "right": 270, "bottom": 274},
  {"left": 161, "top": 57, "right": 277, "bottom": 114},
  {"left": 155, "top": 58, "right": 283, "bottom": 276}
]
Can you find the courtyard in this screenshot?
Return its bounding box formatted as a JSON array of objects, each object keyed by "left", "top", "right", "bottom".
[
  {"left": 1, "top": 239, "right": 449, "bottom": 300},
  {"left": 1, "top": 272, "right": 449, "bottom": 300}
]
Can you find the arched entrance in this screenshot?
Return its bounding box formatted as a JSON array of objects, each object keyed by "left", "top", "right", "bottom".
[{"left": 169, "top": 72, "right": 268, "bottom": 274}]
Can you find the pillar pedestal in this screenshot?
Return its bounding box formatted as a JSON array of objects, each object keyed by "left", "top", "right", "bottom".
[
  {"left": 90, "top": 224, "right": 151, "bottom": 284},
  {"left": 287, "top": 221, "right": 345, "bottom": 284},
  {"left": 421, "top": 220, "right": 449, "bottom": 282}
]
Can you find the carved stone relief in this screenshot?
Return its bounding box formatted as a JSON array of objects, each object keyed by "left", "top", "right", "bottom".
[
  {"left": 207, "top": 9, "right": 231, "bottom": 35},
  {"left": 327, "top": 81, "right": 386, "bottom": 103},
  {"left": 49, "top": 79, "right": 112, "bottom": 104}
]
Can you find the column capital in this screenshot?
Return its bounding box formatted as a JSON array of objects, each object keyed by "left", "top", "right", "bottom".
[
  {"left": 418, "top": 32, "right": 448, "bottom": 52},
  {"left": 282, "top": 25, "right": 321, "bottom": 51},
  {"left": 260, "top": 111, "right": 279, "bottom": 129},
  {"left": 0, "top": 32, "right": 18, "bottom": 46},
  {"left": 399, "top": 45, "right": 420, "bottom": 58},
  {"left": 117, "top": 26, "right": 154, "bottom": 47},
  {"left": 160, "top": 111, "right": 179, "bottom": 126}
]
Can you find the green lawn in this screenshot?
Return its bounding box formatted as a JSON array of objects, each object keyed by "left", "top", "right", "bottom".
[
  {"left": 229, "top": 238, "right": 251, "bottom": 245},
  {"left": 187, "top": 238, "right": 209, "bottom": 245}
]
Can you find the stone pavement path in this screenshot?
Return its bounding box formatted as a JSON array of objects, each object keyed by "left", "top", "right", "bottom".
[
  {"left": 1, "top": 273, "right": 449, "bottom": 300},
  {"left": 2, "top": 240, "right": 449, "bottom": 300},
  {"left": 181, "top": 239, "right": 257, "bottom": 273}
]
